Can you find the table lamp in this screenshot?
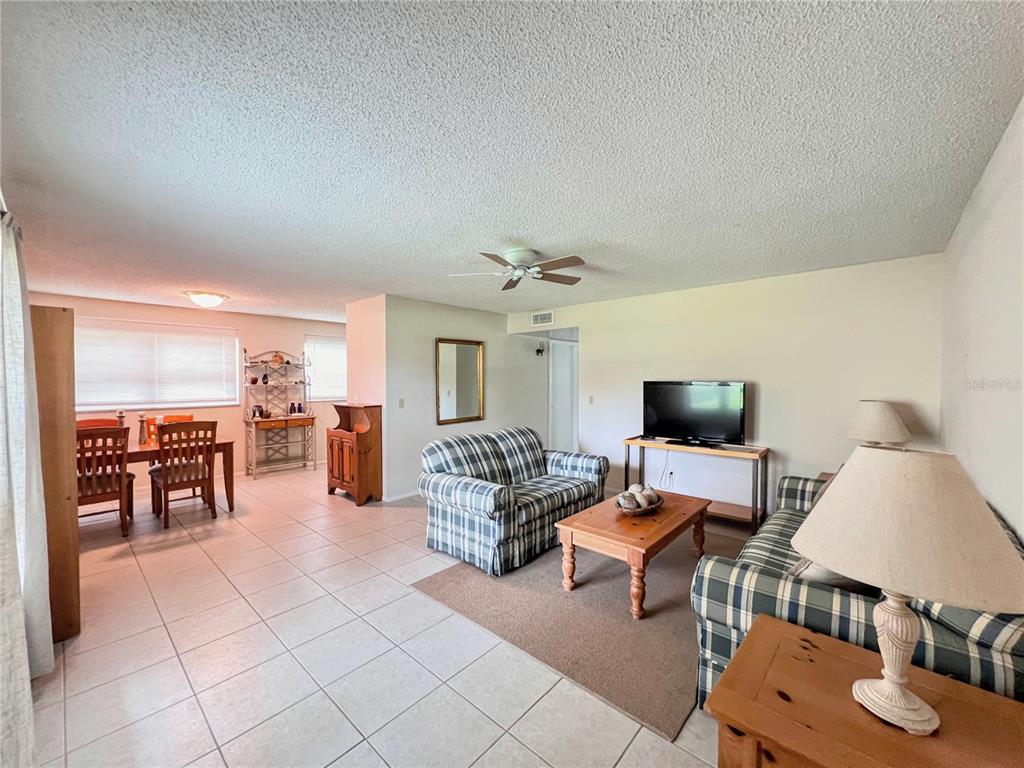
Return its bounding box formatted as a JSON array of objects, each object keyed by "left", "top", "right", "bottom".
[
  {"left": 842, "top": 400, "right": 910, "bottom": 445},
  {"left": 791, "top": 446, "right": 1024, "bottom": 735}
]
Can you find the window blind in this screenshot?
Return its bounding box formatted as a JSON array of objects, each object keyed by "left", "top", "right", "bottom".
[
  {"left": 74, "top": 317, "right": 239, "bottom": 411},
  {"left": 304, "top": 334, "right": 347, "bottom": 401}
]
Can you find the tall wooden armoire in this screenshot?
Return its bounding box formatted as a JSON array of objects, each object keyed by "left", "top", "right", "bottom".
[
  {"left": 327, "top": 403, "right": 382, "bottom": 505},
  {"left": 30, "top": 305, "right": 80, "bottom": 641}
]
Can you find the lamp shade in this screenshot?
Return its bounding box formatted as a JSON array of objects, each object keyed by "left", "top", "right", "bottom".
[
  {"left": 792, "top": 446, "right": 1024, "bottom": 612},
  {"left": 842, "top": 400, "right": 910, "bottom": 444}
]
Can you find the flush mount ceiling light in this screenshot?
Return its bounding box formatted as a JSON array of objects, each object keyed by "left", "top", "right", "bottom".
[{"left": 185, "top": 291, "right": 228, "bottom": 308}]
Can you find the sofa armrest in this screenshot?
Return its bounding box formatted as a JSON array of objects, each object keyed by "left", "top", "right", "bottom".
[
  {"left": 417, "top": 472, "right": 513, "bottom": 520},
  {"left": 691, "top": 555, "right": 878, "bottom": 648},
  {"left": 544, "top": 450, "right": 609, "bottom": 498},
  {"left": 776, "top": 475, "right": 826, "bottom": 513}
]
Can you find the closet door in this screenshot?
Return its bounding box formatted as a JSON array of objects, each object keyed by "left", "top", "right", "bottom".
[{"left": 31, "top": 305, "right": 79, "bottom": 641}]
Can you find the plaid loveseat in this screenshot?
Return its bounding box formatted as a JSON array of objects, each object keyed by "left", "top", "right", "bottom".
[
  {"left": 691, "top": 476, "right": 1024, "bottom": 708},
  {"left": 418, "top": 427, "right": 609, "bottom": 576}
]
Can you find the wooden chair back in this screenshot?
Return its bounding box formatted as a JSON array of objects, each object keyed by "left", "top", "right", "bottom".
[
  {"left": 76, "top": 426, "right": 131, "bottom": 505},
  {"left": 76, "top": 418, "right": 121, "bottom": 428},
  {"left": 145, "top": 414, "right": 195, "bottom": 443},
  {"left": 155, "top": 421, "right": 217, "bottom": 491}
]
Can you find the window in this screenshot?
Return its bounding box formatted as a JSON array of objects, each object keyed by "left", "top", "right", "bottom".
[
  {"left": 304, "top": 334, "right": 347, "bottom": 401},
  {"left": 74, "top": 317, "right": 239, "bottom": 411}
]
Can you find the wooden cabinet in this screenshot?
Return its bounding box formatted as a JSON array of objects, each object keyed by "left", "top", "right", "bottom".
[
  {"left": 30, "top": 305, "right": 80, "bottom": 641},
  {"left": 327, "top": 403, "right": 381, "bottom": 506},
  {"left": 706, "top": 616, "right": 1024, "bottom": 768}
]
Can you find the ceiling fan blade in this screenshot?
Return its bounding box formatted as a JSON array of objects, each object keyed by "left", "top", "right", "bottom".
[
  {"left": 448, "top": 272, "right": 504, "bottom": 277},
  {"left": 501, "top": 276, "right": 522, "bottom": 291},
  {"left": 531, "top": 255, "right": 584, "bottom": 272},
  {"left": 481, "top": 252, "right": 514, "bottom": 268},
  {"left": 536, "top": 272, "right": 581, "bottom": 286}
]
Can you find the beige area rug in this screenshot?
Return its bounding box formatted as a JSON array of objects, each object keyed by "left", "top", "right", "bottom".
[{"left": 414, "top": 529, "right": 744, "bottom": 741}]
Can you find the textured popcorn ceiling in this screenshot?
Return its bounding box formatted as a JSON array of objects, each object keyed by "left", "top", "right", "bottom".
[{"left": 3, "top": 2, "right": 1023, "bottom": 321}]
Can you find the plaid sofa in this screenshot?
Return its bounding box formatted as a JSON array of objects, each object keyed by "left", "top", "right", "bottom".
[
  {"left": 691, "top": 476, "right": 1024, "bottom": 708},
  {"left": 418, "top": 427, "right": 609, "bottom": 576}
]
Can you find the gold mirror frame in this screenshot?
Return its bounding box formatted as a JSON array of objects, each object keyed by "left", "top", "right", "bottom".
[{"left": 435, "top": 338, "right": 485, "bottom": 425}]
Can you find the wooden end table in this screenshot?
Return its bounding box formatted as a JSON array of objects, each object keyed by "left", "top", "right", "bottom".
[
  {"left": 705, "top": 615, "right": 1024, "bottom": 767},
  {"left": 554, "top": 491, "right": 709, "bottom": 619}
]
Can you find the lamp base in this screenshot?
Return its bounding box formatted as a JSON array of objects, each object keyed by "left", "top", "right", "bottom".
[
  {"left": 855, "top": 590, "right": 940, "bottom": 736},
  {"left": 852, "top": 678, "right": 939, "bottom": 736}
]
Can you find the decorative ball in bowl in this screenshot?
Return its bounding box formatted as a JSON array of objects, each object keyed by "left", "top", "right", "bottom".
[{"left": 616, "top": 484, "right": 663, "bottom": 516}]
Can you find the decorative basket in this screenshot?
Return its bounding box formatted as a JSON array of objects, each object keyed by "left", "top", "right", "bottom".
[{"left": 617, "top": 497, "right": 664, "bottom": 517}]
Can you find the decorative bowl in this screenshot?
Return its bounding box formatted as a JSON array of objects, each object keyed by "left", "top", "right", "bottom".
[{"left": 617, "top": 497, "right": 664, "bottom": 517}]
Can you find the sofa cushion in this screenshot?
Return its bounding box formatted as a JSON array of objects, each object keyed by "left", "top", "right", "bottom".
[
  {"left": 421, "top": 433, "right": 511, "bottom": 485},
  {"left": 736, "top": 506, "right": 806, "bottom": 575},
  {"left": 910, "top": 601, "right": 1024, "bottom": 656},
  {"left": 491, "top": 426, "right": 546, "bottom": 484},
  {"left": 513, "top": 475, "right": 595, "bottom": 524}
]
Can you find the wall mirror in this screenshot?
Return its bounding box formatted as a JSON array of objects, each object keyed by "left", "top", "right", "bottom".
[{"left": 435, "top": 338, "right": 484, "bottom": 425}]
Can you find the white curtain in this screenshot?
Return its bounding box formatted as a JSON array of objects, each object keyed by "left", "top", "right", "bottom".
[{"left": 1, "top": 212, "right": 53, "bottom": 765}]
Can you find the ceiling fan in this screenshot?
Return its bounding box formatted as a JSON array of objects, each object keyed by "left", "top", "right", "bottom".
[{"left": 449, "top": 247, "right": 585, "bottom": 292}]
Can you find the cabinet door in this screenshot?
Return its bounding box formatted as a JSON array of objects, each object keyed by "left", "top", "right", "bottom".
[
  {"left": 340, "top": 437, "right": 356, "bottom": 487},
  {"left": 327, "top": 435, "right": 342, "bottom": 485}
]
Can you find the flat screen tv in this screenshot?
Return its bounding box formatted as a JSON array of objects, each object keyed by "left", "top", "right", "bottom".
[{"left": 643, "top": 381, "right": 746, "bottom": 446}]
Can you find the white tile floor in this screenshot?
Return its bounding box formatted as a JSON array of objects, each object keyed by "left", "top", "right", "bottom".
[{"left": 33, "top": 468, "right": 718, "bottom": 768}]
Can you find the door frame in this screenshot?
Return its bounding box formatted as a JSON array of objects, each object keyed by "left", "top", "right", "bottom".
[{"left": 547, "top": 338, "right": 579, "bottom": 452}]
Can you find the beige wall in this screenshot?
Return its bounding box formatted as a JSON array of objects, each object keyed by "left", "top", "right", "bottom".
[
  {"left": 508, "top": 255, "right": 943, "bottom": 506},
  {"left": 344, "top": 294, "right": 388, "bottom": 408},
  {"left": 383, "top": 295, "right": 548, "bottom": 499},
  {"left": 941, "top": 98, "right": 1023, "bottom": 537},
  {"left": 31, "top": 292, "right": 345, "bottom": 483}
]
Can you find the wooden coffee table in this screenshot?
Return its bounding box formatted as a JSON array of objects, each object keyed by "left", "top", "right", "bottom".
[{"left": 555, "top": 491, "right": 710, "bottom": 619}]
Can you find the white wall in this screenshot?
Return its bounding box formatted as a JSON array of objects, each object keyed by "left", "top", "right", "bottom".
[
  {"left": 383, "top": 296, "right": 548, "bottom": 499},
  {"left": 31, "top": 292, "right": 346, "bottom": 483},
  {"left": 941, "top": 98, "right": 1023, "bottom": 537},
  {"left": 508, "top": 255, "right": 943, "bottom": 507}
]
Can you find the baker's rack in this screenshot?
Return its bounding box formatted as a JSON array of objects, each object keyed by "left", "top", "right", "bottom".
[{"left": 243, "top": 349, "right": 316, "bottom": 478}]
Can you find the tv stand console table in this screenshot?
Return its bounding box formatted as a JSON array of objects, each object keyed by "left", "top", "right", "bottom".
[{"left": 623, "top": 437, "right": 770, "bottom": 533}]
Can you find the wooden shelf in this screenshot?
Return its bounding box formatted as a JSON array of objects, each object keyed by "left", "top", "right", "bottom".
[
  {"left": 623, "top": 437, "right": 768, "bottom": 461},
  {"left": 708, "top": 500, "right": 763, "bottom": 523},
  {"left": 623, "top": 436, "right": 771, "bottom": 533}
]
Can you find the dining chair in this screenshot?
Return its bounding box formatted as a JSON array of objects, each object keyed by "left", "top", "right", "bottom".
[
  {"left": 76, "top": 426, "right": 134, "bottom": 536},
  {"left": 144, "top": 414, "right": 195, "bottom": 443},
  {"left": 149, "top": 420, "right": 217, "bottom": 529},
  {"left": 143, "top": 415, "right": 199, "bottom": 496},
  {"left": 76, "top": 418, "right": 120, "bottom": 428}
]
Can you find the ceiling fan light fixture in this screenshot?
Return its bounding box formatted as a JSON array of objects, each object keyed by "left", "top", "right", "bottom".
[
  {"left": 454, "top": 247, "right": 586, "bottom": 292},
  {"left": 185, "top": 291, "right": 228, "bottom": 308}
]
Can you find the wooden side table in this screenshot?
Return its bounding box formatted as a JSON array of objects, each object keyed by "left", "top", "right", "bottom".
[{"left": 705, "top": 615, "right": 1024, "bottom": 768}]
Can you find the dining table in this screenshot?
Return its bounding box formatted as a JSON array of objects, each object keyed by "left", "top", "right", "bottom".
[{"left": 126, "top": 439, "right": 235, "bottom": 512}]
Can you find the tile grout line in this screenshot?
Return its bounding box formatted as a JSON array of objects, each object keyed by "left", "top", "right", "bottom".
[
  {"left": 170, "top": 488, "right": 433, "bottom": 757},
  {"left": 63, "top": 485, "right": 321, "bottom": 759},
  {"left": 610, "top": 723, "right": 644, "bottom": 768},
  {"left": 66, "top": 475, "right": 510, "bottom": 767}
]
